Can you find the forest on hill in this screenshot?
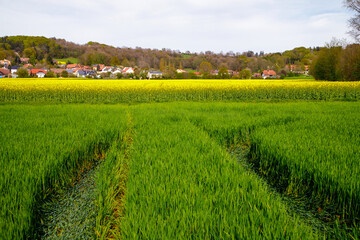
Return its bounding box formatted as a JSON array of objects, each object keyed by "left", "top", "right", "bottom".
[
  {"left": 0, "top": 36, "right": 318, "bottom": 74},
  {"left": 1, "top": 35, "right": 359, "bottom": 81}
]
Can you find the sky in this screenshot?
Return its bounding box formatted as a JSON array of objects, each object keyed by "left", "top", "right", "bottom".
[{"left": 0, "top": 0, "right": 351, "bottom": 54}]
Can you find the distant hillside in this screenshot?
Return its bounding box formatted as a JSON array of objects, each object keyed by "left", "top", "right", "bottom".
[{"left": 0, "top": 35, "right": 320, "bottom": 74}]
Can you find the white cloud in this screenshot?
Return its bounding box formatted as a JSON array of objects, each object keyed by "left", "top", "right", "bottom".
[{"left": 0, "top": 0, "right": 351, "bottom": 53}]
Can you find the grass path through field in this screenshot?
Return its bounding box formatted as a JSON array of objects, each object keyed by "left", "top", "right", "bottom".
[{"left": 38, "top": 163, "right": 99, "bottom": 239}]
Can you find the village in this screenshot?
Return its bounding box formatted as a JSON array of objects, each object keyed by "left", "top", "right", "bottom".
[{"left": 0, "top": 57, "right": 310, "bottom": 80}]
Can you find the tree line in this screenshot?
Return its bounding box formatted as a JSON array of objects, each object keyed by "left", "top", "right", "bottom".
[
  {"left": 2, "top": 35, "right": 360, "bottom": 81},
  {"left": 0, "top": 36, "right": 320, "bottom": 75}
]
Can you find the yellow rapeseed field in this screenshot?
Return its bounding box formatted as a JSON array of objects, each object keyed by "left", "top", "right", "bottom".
[
  {"left": 0, "top": 78, "right": 359, "bottom": 91},
  {"left": 0, "top": 78, "right": 359, "bottom": 103}
]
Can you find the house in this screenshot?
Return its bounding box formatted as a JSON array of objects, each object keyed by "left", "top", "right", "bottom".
[
  {"left": 82, "top": 65, "right": 93, "bottom": 71},
  {"left": 11, "top": 66, "right": 21, "bottom": 74},
  {"left": 289, "top": 65, "right": 310, "bottom": 74},
  {"left": 102, "top": 66, "right": 114, "bottom": 73},
  {"left": 122, "top": 67, "right": 134, "bottom": 75},
  {"left": 66, "top": 64, "right": 80, "bottom": 69},
  {"left": 253, "top": 73, "right": 262, "bottom": 78},
  {"left": 0, "top": 59, "right": 11, "bottom": 67},
  {"left": 50, "top": 68, "right": 66, "bottom": 75},
  {"left": 262, "top": 70, "right": 277, "bottom": 79},
  {"left": 23, "top": 64, "right": 33, "bottom": 68},
  {"left": 147, "top": 71, "right": 162, "bottom": 79},
  {"left": 228, "top": 70, "right": 239, "bottom": 76},
  {"left": 176, "top": 69, "right": 187, "bottom": 73},
  {"left": 98, "top": 64, "right": 105, "bottom": 71},
  {"left": 65, "top": 69, "right": 74, "bottom": 75},
  {"left": 0, "top": 68, "right": 9, "bottom": 78},
  {"left": 211, "top": 70, "right": 219, "bottom": 75},
  {"left": 76, "top": 70, "right": 97, "bottom": 78},
  {"left": 112, "top": 68, "right": 123, "bottom": 74},
  {"left": 29, "top": 69, "right": 47, "bottom": 78},
  {"left": 92, "top": 64, "right": 100, "bottom": 71}
]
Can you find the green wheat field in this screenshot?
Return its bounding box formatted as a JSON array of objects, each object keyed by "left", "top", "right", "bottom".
[{"left": 1, "top": 79, "right": 359, "bottom": 239}]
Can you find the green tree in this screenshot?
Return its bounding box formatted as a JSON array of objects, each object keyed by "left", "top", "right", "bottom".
[
  {"left": 0, "top": 50, "right": 6, "bottom": 60},
  {"left": 24, "top": 47, "right": 36, "bottom": 58},
  {"left": 311, "top": 47, "right": 342, "bottom": 81},
  {"left": 110, "top": 56, "right": 120, "bottom": 66},
  {"left": 61, "top": 70, "right": 69, "bottom": 78},
  {"left": 239, "top": 69, "right": 252, "bottom": 79},
  {"left": 45, "top": 71, "right": 56, "bottom": 78},
  {"left": 46, "top": 55, "right": 53, "bottom": 65},
  {"left": 159, "top": 58, "right": 167, "bottom": 72},
  {"left": 116, "top": 73, "right": 123, "bottom": 79},
  {"left": 121, "top": 58, "right": 130, "bottom": 67},
  {"left": 218, "top": 67, "right": 230, "bottom": 79},
  {"left": 29, "top": 55, "right": 37, "bottom": 65},
  {"left": 17, "top": 68, "right": 29, "bottom": 78},
  {"left": 199, "top": 61, "right": 212, "bottom": 74},
  {"left": 14, "top": 55, "right": 21, "bottom": 65},
  {"left": 238, "top": 56, "right": 251, "bottom": 71},
  {"left": 179, "top": 61, "right": 183, "bottom": 70},
  {"left": 339, "top": 44, "right": 360, "bottom": 81}
]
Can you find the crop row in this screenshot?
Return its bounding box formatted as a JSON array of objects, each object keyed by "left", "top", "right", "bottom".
[{"left": 119, "top": 104, "right": 319, "bottom": 239}]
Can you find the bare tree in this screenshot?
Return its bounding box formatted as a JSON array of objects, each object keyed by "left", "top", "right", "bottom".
[{"left": 344, "top": 0, "right": 360, "bottom": 41}]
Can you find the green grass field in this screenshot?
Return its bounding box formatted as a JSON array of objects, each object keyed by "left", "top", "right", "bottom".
[
  {"left": 0, "top": 80, "right": 359, "bottom": 239},
  {"left": 54, "top": 57, "right": 79, "bottom": 64}
]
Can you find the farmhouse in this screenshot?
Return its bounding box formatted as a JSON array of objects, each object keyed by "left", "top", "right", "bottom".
[
  {"left": 29, "top": 69, "right": 47, "bottom": 78},
  {"left": 147, "top": 71, "right": 163, "bottom": 79},
  {"left": 262, "top": 70, "right": 277, "bottom": 79}
]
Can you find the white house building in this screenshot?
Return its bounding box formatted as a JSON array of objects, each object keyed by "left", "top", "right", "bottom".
[
  {"left": 122, "top": 67, "right": 134, "bottom": 75},
  {"left": 147, "top": 71, "right": 163, "bottom": 79}
]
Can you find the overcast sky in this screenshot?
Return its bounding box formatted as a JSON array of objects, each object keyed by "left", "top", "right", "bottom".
[{"left": 0, "top": 0, "right": 351, "bottom": 53}]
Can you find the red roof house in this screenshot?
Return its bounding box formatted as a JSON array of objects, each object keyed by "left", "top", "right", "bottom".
[
  {"left": 262, "top": 70, "right": 277, "bottom": 79},
  {"left": 29, "top": 69, "right": 47, "bottom": 78},
  {"left": 66, "top": 64, "right": 80, "bottom": 69},
  {"left": 0, "top": 68, "right": 10, "bottom": 77}
]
